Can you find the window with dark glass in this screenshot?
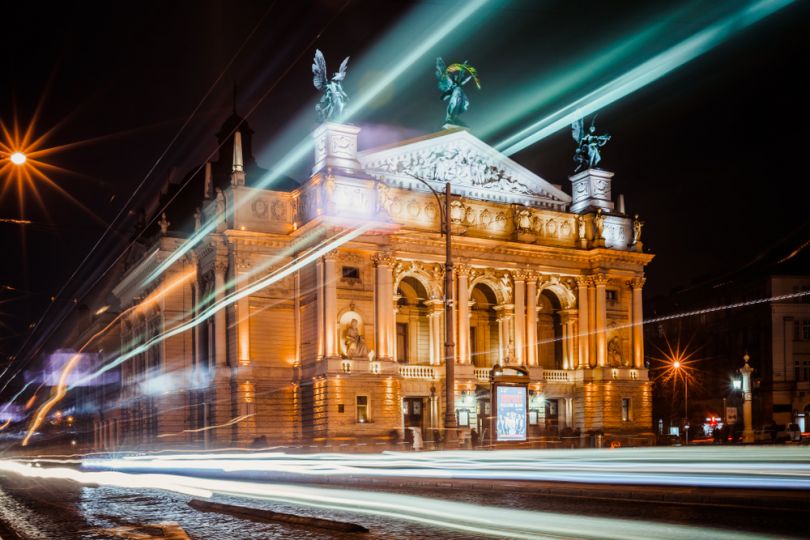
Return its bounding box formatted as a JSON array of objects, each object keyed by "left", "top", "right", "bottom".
[{"left": 356, "top": 395, "right": 369, "bottom": 423}]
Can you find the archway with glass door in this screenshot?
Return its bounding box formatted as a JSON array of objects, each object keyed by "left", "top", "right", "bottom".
[
  {"left": 537, "top": 289, "right": 563, "bottom": 369},
  {"left": 470, "top": 282, "right": 500, "bottom": 367},
  {"left": 395, "top": 276, "right": 431, "bottom": 364}
]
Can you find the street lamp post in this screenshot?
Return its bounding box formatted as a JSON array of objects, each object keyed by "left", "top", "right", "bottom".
[
  {"left": 673, "top": 360, "right": 689, "bottom": 445},
  {"left": 406, "top": 173, "right": 457, "bottom": 447}
]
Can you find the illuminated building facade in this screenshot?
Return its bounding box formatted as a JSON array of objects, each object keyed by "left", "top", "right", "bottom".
[{"left": 107, "top": 117, "right": 653, "bottom": 449}]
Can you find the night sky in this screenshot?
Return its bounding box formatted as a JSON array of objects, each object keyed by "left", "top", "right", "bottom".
[{"left": 2, "top": 0, "right": 809, "bottom": 365}]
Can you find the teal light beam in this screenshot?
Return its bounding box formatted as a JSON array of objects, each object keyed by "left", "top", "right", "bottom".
[
  {"left": 143, "top": 0, "right": 491, "bottom": 288},
  {"left": 496, "top": 0, "right": 793, "bottom": 156}
]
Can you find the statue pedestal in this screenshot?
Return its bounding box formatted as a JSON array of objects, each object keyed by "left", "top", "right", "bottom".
[
  {"left": 570, "top": 169, "right": 614, "bottom": 214},
  {"left": 312, "top": 122, "right": 361, "bottom": 175}
]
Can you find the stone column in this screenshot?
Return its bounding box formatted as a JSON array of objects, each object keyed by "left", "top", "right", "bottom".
[
  {"left": 316, "top": 259, "right": 324, "bottom": 358},
  {"left": 594, "top": 273, "right": 609, "bottom": 368},
  {"left": 629, "top": 277, "right": 646, "bottom": 369},
  {"left": 235, "top": 259, "right": 251, "bottom": 367},
  {"left": 193, "top": 277, "right": 204, "bottom": 368},
  {"left": 587, "top": 282, "right": 596, "bottom": 366},
  {"left": 426, "top": 300, "right": 444, "bottom": 365},
  {"left": 495, "top": 304, "right": 515, "bottom": 364},
  {"left": 560, "top": 316, "right": 569, "bottom": 369},
  {"left": 512, "top": 270, "right": 527, "bottom": 365},
  {"left": 392, "top": 295, "right": 401, "bottom": 362},
  {"left": 214, "top": 259, "right": 228, "bottom": 367},
  {"left": 373, "top": 252, "right": 395, "bottom": 360},
  {"left": 568, "top": 317, "right": 577, "bottom": 369},
  {"left": 576, "top": 277, "right": 590, "bottom": 369},
  {"left": 526, "top": 273, "right": 538, "bottom": 367},
  {"left": 456, "top": 264, "right": 471, "bottom": 364},
  {"left": 323, "top": 250, "right": 338, "bottom": 357}
]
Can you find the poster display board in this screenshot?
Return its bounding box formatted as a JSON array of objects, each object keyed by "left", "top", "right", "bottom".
[{"left": 495, "top": 385, "right": 527, "bottom": 441}]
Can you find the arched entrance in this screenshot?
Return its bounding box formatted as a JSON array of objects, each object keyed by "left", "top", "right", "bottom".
[
  {"left": 470, "top": 283, "right": 500, "bottom": 367},
  {"left": 537, "top": 290, "right": 563, "bottom": 369},
  {"left": 395, "top": 276, "right": 431, "bottom": 364}
]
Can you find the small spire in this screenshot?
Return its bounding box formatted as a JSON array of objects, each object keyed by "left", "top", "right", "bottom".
[
  {"left": 231, "top": 131, "right": 246, "bottom": 186},
  {"left": 232, "top": 131, "right": 244, "bottom": 173},
  {"left": 204, "top": 161, "right": 213, "bottom": 199}
]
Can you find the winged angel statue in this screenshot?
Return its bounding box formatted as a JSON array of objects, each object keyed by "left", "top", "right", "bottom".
[
  {"left": 572, "top": 115, "right": 611, "bottom": 172},
  {"left": 436, "top": 58, "right": 481, "bottom": 125},
  {"left": 312, "top": 49, "right": 349, "bottom": 122}
]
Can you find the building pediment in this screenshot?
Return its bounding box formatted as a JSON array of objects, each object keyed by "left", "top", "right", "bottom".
[{"left": 359, "top": 128, "right": 571, "bottom": 210}]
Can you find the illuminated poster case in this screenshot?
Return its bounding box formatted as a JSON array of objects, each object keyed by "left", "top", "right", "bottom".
[{"left": 495, "top": 385, "right": 527, "bottom": 441}]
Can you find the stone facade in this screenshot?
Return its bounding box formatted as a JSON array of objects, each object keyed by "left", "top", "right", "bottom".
[{"left": 108, "top": 121, "right": 654, "bottom": 449}]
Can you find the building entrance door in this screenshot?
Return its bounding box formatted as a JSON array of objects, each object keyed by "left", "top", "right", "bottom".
[{"left": 403, "top": 397, "right": 424, "bottom": 429}]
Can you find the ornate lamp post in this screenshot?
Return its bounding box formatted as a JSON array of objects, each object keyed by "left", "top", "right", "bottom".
[
  {"left": 740, "top": 352, "right": 755, "bottom": 443},
  {"left": 406, "top": 173, "right": 457, "bottom": 447}
]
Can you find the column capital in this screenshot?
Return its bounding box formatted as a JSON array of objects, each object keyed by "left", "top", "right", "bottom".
[
  {"left": 372, "top": 251, "right": 396, "bottom": 267},
  {"left": 592, "top": 273, "right": 610, "bottom": 287},
  {"left": 511, "top": 268, "right": 530, "bottom": 281},
  {"left": 575, "top": 275, "right": 592, "bottom": 289},
  {"left": 323, "top": 249, "right": 339, "bottom": 262},
  {"left": 628, "top": 276, "right": 646, "bottom": 289},
  {"left": 214, "top": 258, "right": 229, "bottom": 275},
  {"left": 455, "top": 262, "right": 472, "bottom": 277}
]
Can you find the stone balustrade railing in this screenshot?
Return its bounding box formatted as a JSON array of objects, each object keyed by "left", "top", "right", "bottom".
[
  {"left": 474, "top": 368, "right": 491, "bottom": 382},
  {"left": 544, "top": 369, "right": 572, "bottom": 382},
  {"left": 398, "top": 365, "right": 438, "bottom": 380}
]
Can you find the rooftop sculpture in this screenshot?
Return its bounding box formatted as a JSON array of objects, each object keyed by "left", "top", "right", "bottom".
[
  {"left": 312, "top": 49, "right": 350, "bottom": 122},
  {"left": 435, "top": 58, "right": 481, "bottom": 126},
  {"left": 572, "top": 115, "right": 611, "bottom": 172}
]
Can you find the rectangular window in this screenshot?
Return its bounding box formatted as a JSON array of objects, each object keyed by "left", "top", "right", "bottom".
[
  {"left": 342, "top": 266, "right": 360, "bottom": 280},
  {"left": 796, "top": 358, "right": 810, "bottom": 381},
  {"left": 606, "top": 290, "right": 617, "bottom": 302},
  {"left": 396, "top": 323, "right": 408, "bottom": 363},
  {"left": 356, "top": 395, "right": 369, "bottom": 423},
  {"left": 621, "top": 398, "right": 631, "bottom": 422},
  {"left": 803, "top": 320, "right": 810, "bottom": 341}
]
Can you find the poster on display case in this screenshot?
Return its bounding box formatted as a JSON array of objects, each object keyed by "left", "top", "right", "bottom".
[{"left": 495, "top": 385, "right": 527, "bottom": 441}]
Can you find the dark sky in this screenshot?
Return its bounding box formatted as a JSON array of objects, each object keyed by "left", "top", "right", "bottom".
[{"left": 2, "top": 0, "right": 809, "bottom": 365}]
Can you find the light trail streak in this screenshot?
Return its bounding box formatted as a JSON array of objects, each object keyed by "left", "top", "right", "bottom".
[
  {"left": 0, "top": 419, "right": 10, "bottom": 431},
  {"left": 0, "top": 455, "right": 776, "bottom": 540},
  {"left": 536, "top": 289, "right": 810, "bottom": 348},
  {"left": 0, "top": 217, "right": 31, "bottom": 224},
  {"left": 21, "top": 352, "right": 81, "bottom": 446},
  {"left": 0, "top": 380, "right": 34, "bottom": 414},
  {"left": 21, "top": 269, "right": 197, "bottom": 445},
  {"left": 496, "top": 0, "right": 793, "bottom": 156},
  {"left": 70, "top": 224, "right": 372, "bottom": 390},
  {"left": 82, "top": 446, "right": 810, "bottom": 491},
  {"left": 156, "top": 414, "right": 255, "bottom": 438}
]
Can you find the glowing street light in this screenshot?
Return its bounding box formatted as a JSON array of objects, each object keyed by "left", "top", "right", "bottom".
[{"left": 10, "top": 151, "right": 26, "bottom": 165}]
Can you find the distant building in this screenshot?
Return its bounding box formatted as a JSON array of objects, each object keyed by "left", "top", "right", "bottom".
[
  {"left": 647, "top": 230, "right": 810, "bottom": 432},
  {"left": 81, "top": 112, "right": 653, "bottom": 450}
]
